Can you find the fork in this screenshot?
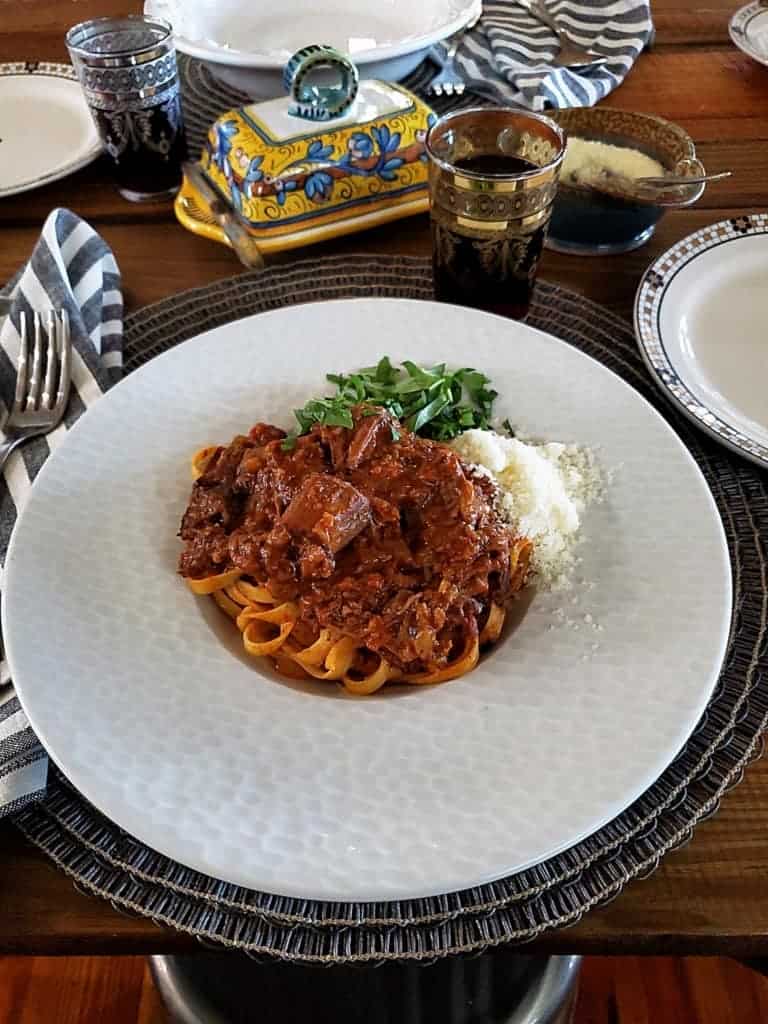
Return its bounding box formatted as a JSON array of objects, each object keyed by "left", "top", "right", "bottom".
[
  {"left": 427, "top": 11, "right": 482, "bottom": 97},
  {"left": 0, "top": 310, "right": 72, "bottom": 472},
  {"left": 527, "top": 0, "right": 608, "bottom": 70}
]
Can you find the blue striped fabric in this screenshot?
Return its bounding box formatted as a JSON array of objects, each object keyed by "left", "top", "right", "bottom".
[
  {"left": 437, "top": 0, "right": 654, "bottom": 109},
  {"left": 0, "top": 208, "right": 122, "bottom": 816}
]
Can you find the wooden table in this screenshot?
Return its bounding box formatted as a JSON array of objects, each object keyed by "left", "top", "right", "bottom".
[{"left": 1, "top": 0, "right": 767, "bottom": 959}]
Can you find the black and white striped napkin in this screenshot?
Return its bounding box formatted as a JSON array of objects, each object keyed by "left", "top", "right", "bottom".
[
  {"left": 437, "top": 0, "right": 653, "bottom": 109},
  {"left": 0, "top": 208, "right": 122, "bottom": 816}
]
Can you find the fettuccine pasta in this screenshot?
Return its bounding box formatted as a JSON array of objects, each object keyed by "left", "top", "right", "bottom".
[{"left": 190, "top": 567, "right": 523, "bottom": 694}]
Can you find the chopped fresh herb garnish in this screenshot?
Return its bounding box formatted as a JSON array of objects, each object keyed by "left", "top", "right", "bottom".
[
  {"left": 502, "top": 418, "right": 516, "bottom": 438},
  {"left": 294, "top": 396, "right": 355, "bottom": 432},
  {"left": 287, "top": 359, "right": 498, "bottom": 444}
]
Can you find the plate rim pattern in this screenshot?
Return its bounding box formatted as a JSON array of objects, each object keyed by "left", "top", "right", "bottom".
[
  {"left": 729, "top": 1, "right": 768, "bottom": 65},
  {"left": 634, "top": 212, "right": 768, "bottom": 468},
  {"left": 0, "top": 61, "right": 103, "bottom": 198}
]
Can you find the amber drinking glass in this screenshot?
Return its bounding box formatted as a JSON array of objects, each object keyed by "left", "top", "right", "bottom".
[
  {"left": 426, "top": 107, "right": 566, "bottom": 320},
  {"left": 66, "top": 15, "right": 188, "bottom": 202}
]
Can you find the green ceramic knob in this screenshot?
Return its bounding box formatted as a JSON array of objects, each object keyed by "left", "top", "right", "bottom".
[{"left": 283, "top": 44, "right": 359, "bottom": 121}]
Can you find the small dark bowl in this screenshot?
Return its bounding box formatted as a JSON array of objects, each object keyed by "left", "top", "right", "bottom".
[{"left": 547, "top": 108, "right": 706, "bottom": 255}]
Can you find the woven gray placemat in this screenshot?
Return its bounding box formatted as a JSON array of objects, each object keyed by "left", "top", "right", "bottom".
[{"left": 14, "top": 255, "right": 768, "bottom": 964}]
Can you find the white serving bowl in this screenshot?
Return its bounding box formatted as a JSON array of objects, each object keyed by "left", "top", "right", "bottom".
[{"left": 145, "top": 0, "right": 480, "bottom": 97}]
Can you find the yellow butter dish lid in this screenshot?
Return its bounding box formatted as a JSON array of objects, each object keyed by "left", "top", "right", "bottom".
[{"left": 175, "top": 45, "right": 435, "bottom": 255}]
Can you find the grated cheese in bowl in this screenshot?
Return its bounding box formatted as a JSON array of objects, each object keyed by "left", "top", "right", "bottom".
[
  {"left": 451, "top": 429, "right": 603, "bottom": 591},
  {"left": 562, "top": 137, "right": 666, "bottom": 189}
]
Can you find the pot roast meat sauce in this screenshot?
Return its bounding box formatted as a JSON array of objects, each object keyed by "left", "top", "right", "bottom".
[{"left": 178, "top": 406, "right": 529, "bottom": 674}]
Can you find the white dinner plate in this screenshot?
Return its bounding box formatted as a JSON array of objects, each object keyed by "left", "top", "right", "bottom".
[
  {"left": 0, "top": 62, "right": 102, "bottom": 198},
  {"left": 729, "top": 2, "right": 768, "bottom": 66},
  {"left": 145, "top": 0, "right": 480, "bottom": 96},
  {"left": 635, "top": 214, "right": 768, "bottom": 469},
  {"left": 3, "top": 298, "right": 731, "bottom": 901}
]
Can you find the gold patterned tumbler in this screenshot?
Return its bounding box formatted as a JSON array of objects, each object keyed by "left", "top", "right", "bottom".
[{"left": 426, "top": 108, "right": 566, "bottom": 320}]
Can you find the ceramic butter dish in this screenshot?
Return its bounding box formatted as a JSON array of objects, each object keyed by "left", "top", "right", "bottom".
[{"left": 175, "top": 45, "right": 435, "bottom": 254}]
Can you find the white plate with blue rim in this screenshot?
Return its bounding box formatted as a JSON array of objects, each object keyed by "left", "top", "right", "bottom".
[
  {"left": 635, "top": 213, "right": 768, "bottom": 469},
  {"left": 729, "top": 1, "right": 768, "bottom": 67},
  {"left": 0, "top": 62, "right": 102, "bottom": 198},
  {"left": 4, "top": 298, "right": 731, "bottom": 901}
]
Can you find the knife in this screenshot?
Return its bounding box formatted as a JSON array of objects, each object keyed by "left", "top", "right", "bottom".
[{"left": 182, "top": 162, "right": 265, "bottom": 271}]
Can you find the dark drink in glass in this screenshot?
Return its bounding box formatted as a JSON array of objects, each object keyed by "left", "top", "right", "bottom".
[
  {"left": 66, "top": 16, "right": 188, "bottom": 202},
  {"left": 432, "top": 154, "right": 545, "bottom": 319},
  {"left": 90, "top": 95, "right": 188, "bottom": 199},
  {"left": 426, "top": 109, "right": 566, "bottom": 321}
]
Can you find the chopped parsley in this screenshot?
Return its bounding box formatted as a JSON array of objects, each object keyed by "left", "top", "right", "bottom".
[{"left": 280, "top": 357, "right": 497, "bottom": 451}]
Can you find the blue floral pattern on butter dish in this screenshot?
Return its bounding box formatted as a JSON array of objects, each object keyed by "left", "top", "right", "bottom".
[
  {"left": 274, "top": 178, "right": 299, "bottom": 206},
  {"left": 348, "top": 133, "right": 373, "bottom": 159},
  {"left": 307, "top": 139, "right": 334, "bottom": 161},
  {"left": 268, "top": 126, "right": 416, "bottom": 206},
  {"left": 202, "top": 110, "right": 434, "bottom": 216},
  {"left": 305, "top": 170, "right": 333, "bottom": 202},
  {"left": 372, "top": 124, "right": 400, "bottom": 155},
  {"left": 378, "top": 157, "right": 404, "bottom": 182},
  {"left": 209, "top": 119, "right": 238, "bottom": 178},
  {"left": 230, "top": 153, "right": 265, "bottom": 212}
]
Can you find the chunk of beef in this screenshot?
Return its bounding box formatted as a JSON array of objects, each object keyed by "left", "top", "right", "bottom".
[
  {"left": 238, "top": 426, "right": 287, "bottom": 483},
  {"left": 228, "top": 525, "right": 266, "bottom": 577},
  {"left": 248, "top": 423, "right": 286, "bottom": 447},
  {"left": 180, "top": 444, "right": 253, "bottom": 537},
  {"left": 318, "top": 424, "right": 350, "bottom": 471},
  {"left": 280, "top": 473, "right": 370, "bottom": 554},
  {"left": 200, "top": 436, "right": 252, "bottom": 487},
  {"left": 345, "top": 409, "right": 394, "bottom": 469},
  {"left": 179, "top": 524, "right": 231, "bottom": 578},
  {"left": 369, "top": 495, "right": 399, "bottom": 526},
  {"left": 180, "top": 486, "right": 230, "bottom": 537},
  {"left": 298, "top": 541, "right": 335, "bottom": 579}
]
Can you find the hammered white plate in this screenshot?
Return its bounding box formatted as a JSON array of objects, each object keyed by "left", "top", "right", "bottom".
[
  {"left": 729, "top": 1, "right": 768, "bottom": 66},
  {"left": 0, "top": 63, "right": 102, "bottom": 198},
  {"left": 147, "top": 0, "right": 478, "bottom": 63},
  {"left": 635, "top": 214, "right": 768, "bottom": 469},
  {"left": 3, "top": 298, "right": 731, "bottom": 901},
  {"left": 145, "top": 0, "right": 480, "bottom": 95}
]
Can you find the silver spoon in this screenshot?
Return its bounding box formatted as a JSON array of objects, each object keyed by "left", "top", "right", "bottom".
[
  {"left": 565, "top": 169, "right": 731, "bottom": 208},
  {"left": 634, "top": 170, "right": 732, "bottom": 189}
]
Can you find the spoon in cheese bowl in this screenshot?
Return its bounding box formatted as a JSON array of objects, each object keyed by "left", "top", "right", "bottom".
[
  {"left": 575, "top": 168, "right": 733, "bottom": 206},
  {"left": 634, "top": 170, "right": 732, "bottom": 189}
]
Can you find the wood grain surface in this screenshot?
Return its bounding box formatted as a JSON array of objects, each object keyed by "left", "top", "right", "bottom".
[
  {"left": 2, "top": 955, "right": 768, "bottom": 1023},
  {"left": 1, "top": 0, "right": 767, "bottom": 956}
]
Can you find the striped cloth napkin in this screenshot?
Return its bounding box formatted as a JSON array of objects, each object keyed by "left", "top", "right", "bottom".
[
  {"left": 0, "top": 208, "right": 122, "bottom": 816},
  {"left": 439, "top": 0, "right": 654, "bottom": 109}
]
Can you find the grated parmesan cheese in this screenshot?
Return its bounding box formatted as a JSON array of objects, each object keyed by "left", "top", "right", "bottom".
[
  {"left": 451, "top": 429, "right": 603, "bottom": 590},
  {"left": 562, "top": 137, "right": 665, "bottom": 188}
]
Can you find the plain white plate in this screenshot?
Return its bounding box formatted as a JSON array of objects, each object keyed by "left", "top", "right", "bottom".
[
  {"left": 145, "top": 0, "right": 480, "bottom": 96},
  {"left": 0, "top": 63, "right": 102, "bottom": 198},
  {"left": 729, "top": 1, "right": 768, "bottom": 66},
  {"left": 3, "top": 298, "right": 731, "bottom": 901},
  {"left": 635, "top": 214, "right": 768, "bottom": 468}
]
